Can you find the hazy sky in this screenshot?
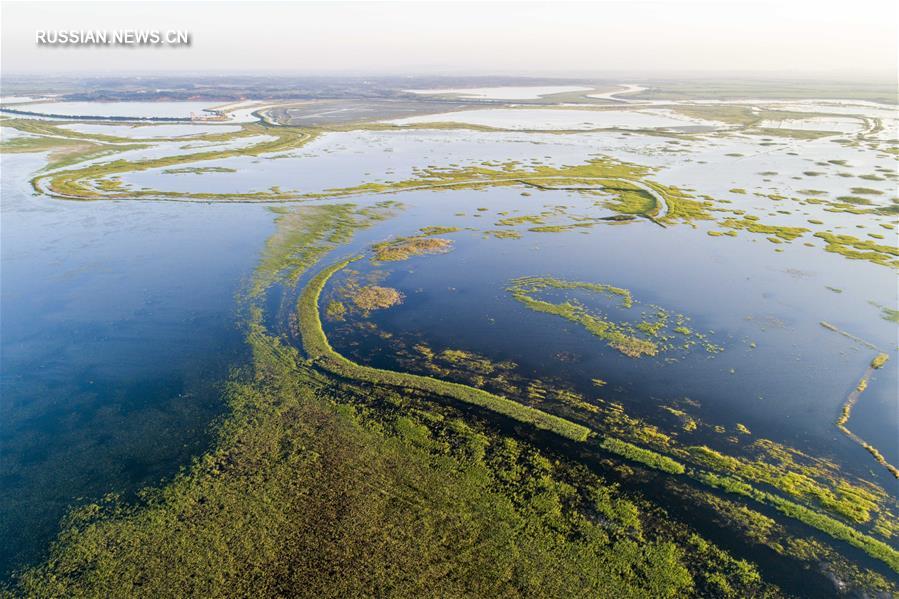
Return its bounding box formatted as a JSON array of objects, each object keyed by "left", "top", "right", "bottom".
[{"left": 2, "top": 0, "right": 897, "bottom": 78}]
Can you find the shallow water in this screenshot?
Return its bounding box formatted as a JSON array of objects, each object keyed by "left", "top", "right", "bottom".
[
  {"left": 2, "top": 96, "right": 897, "bottom": 588},
  {"left": 0, "top": 152, "right": 277, "bottom": 578},
  {"left": 321, "top": 186, "right": 898, "bottom": 480},
  {"left": 388, "top": 107, "right": 724, "bottom": 130},
  {"left": 59, "top": 123, "right": 243, "bottom": 138},
  {"left": 10, "top": 101, "right": 221, "bottom": 119}
]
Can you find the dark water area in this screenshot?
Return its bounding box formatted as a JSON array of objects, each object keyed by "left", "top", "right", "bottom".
[
  {"left": 324, "top": 187, "right": 899, "bottom": 490},
  {"left": 0, "top": 154, "right": 276, "bottom": 579}
]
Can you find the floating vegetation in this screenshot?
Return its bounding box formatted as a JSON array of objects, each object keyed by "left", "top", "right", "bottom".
[
  {"left": 585, "top": 395, "right": 899, "bottom": 571},
  {"left": 325, "top": 300, "right": 347, "bottom": 321},
  {"left": 508, "top": 276, "right": 722, "bottom": 358},
  {"left": 508, "top": 277, "right": 654, "bottom": 358},
  {"left": 813, "top": 232, "right": 899, "bottom": 268},
  {"left": 849, "top": 187, "right": 884, "bottom": 195},
  {"left": 351, "top": 285, "right": 404, "bottom": 312},
  {"left": 871, "top": 353, "right": 890, "bottom": 369},
  {"left": 720, "top": 218, "right": 808, "bottom": 241},
  {"left": 483, "top": 229, "right": 522, "bottom": 239},
  {"left": 372, "top": 236, "right": 453, "bottom": 262},
  {"left": 419, "top": 225, "right": 461, "bottom": 235},
  {"left": 836, "top": 195, "right": 873, "bottom": 205}
]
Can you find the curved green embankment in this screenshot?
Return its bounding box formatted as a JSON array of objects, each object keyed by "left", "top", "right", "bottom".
[
  {"left": 31, "top": 123, "right": 317, "bottom": 201},
  {"left": 297, "top": 256, "right": 899, "bottom": 574},
  {"left": 298, "top": 256, "right": 591, "bottom": 442}
]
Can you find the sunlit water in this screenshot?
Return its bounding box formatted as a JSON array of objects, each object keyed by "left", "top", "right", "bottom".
[
  {"left": 1, "top": 98, "right": 897, "bottom": 587},
  {"left": 0, "top": 153, "right": 277, "bottom": 578}
]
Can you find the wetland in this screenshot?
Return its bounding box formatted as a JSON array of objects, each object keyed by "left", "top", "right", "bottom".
[{"left": 1, "top": 78, "right": 897, "bottom": 596}]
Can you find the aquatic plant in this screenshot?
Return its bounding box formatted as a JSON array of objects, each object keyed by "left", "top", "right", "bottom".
[
  {"left": 351, "top": 286, "right": 404, "bottom": 311},
  {"left": 325, "top": 300, "right": 347, "bottom": 321},
  {"left": 298, "top": 258, "right": 592, "bottom": 442},
  {"left": 162, "top": 166, "right": 238, "bottom": 174},
  {"left": 507, "top": 276, "right": 721, "bottom": 358},
  {"left": 600, "top": 437, "right": 686, "bottom": 474},
  {"left": 483, "top": 229, "right": 522, "bottom": 239},
  {"left": 371, "top": 236, "right": 453, "bottom": 262},
  {"left": 720, "top": 218, "right": 808, "bottom": 241},
  {"left": 813, "top": 232, "right": 899, "bottom": 268}
]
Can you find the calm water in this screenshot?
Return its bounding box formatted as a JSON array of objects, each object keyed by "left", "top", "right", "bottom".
[
  {"left": 1, "top": 101, "right": 896, "bottom": 588},
  {"left": 0, "top": 153, "right": 276, "bottom": 579},
  {"left": 322, "top": 186, "right": 898, "bottom": 483},
  {"left": 9, "top": 101, "right": 219, "bottom": 119}
]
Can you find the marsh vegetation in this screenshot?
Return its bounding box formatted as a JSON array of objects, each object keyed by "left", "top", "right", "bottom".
[{"left": 3, "top": 86, "right": 897, "bottom": 596}]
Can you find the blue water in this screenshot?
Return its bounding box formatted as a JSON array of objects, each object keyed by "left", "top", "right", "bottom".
[
  {"left": 0, "top": 153, "right": 276, "bottom": 578},
  {"left": 322, "top": 187, "right": 899, "bottom": 487}
]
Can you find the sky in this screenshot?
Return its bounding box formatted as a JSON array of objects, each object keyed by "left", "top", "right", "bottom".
[{"left": 1, "top": 0, "right": 897, "bottom": 79}]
